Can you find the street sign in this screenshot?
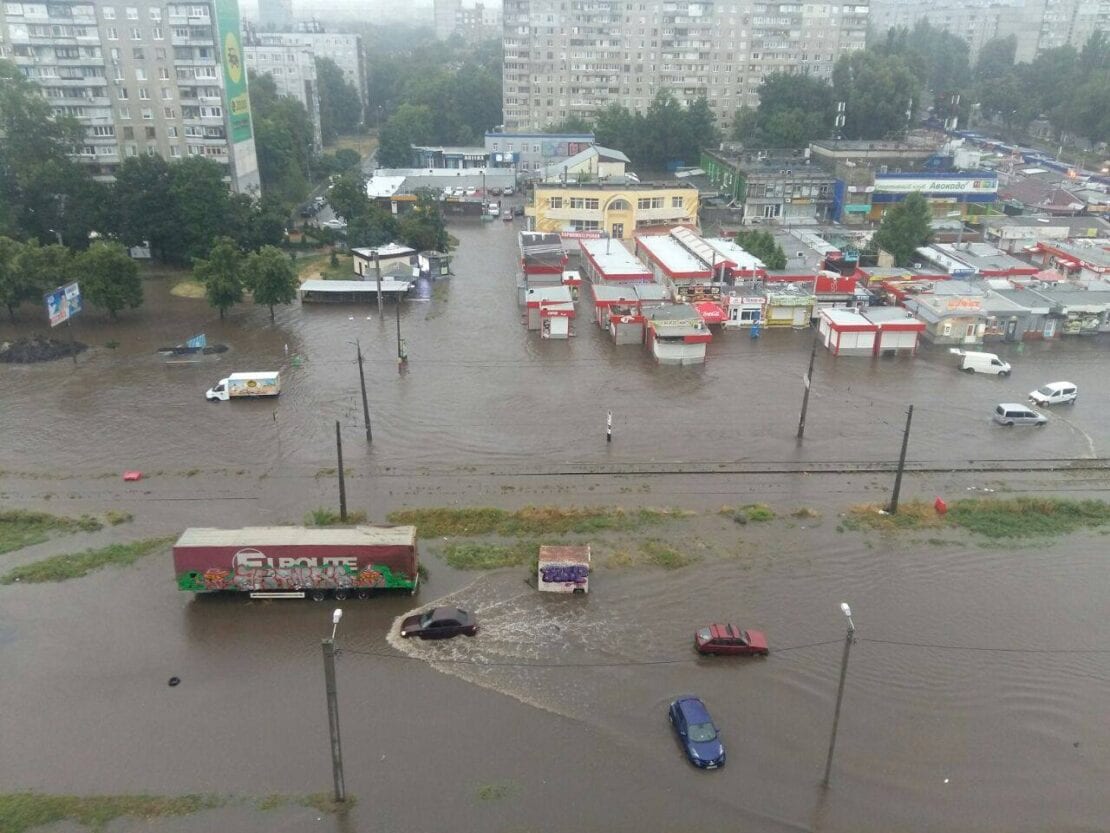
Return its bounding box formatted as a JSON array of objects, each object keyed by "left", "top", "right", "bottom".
[{"left": 45, "top": 282, "right": 81, "bottom": 327}]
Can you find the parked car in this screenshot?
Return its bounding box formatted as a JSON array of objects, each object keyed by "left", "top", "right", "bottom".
[
  {"left": 502, "top": 209, "right": 513, "bottom": 221},
  {"left": 668, "top": 696, "right": 725, "bottom": 769},
  {"left": 950, "top": 349, "right": 1011, "bottom": 376},
  {"left": 488, "top": 186, "right": 502, "bottom": 196},
  {"left": 513, "top": 205, "right": 525, "bottom": 217},
  {"left": 694, "top": 623, "right": 768, "bottom": 656},
  {"left": 320, "top": 218, "right": 347, "bottom": 231},
  {"left": 400, "top": 606, "right": 478, "bottom": 639},
  {"left": 993, "top": 403, "right": 1047, "bottom": 427},
  {"left": 299, "top": 204, "right": 315, "bottom": 218},
  {"left": 1029, "top": 381, "right": 1078, "bottom": 406},
  {"left": 503, "top": 186, "right": 515, "bottom": 196}
]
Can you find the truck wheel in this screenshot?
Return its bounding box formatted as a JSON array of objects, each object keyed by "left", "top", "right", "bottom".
[
  {"left": 310, "top": 589, "right": 328, "bottom": 602},
  {"left": 334, "top": 589, "right": 349, "bottom": 601},
  {"left": 1000, "top": 370, "right": 1010, "bottom": 377},
  {"left": 356, "top": 589, "right": 372, "bottom": 600},
  {"left": 963, "top": 367, "right": 975, "bottom": 373}
]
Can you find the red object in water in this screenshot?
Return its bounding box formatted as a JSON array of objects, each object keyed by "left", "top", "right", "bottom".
[
  {"left": 122, "top": 471, "right": 143, "bottom": 482},
  {"left": 934, "top": 497, "right": 948, "bottom": 515}
]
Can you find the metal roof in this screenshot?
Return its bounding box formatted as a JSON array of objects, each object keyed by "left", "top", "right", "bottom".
[
  {"left": 175, "top": 526, "right": 416, "bottom": 548},
  {"left": 636, "top": 234, "right": 712, "bottom": 278},
  {"left": 299, "top": 279, "right": 412, "bottom": 294},
  {"left": 579, "top": 238, "right": 653, "bottom": 279}
]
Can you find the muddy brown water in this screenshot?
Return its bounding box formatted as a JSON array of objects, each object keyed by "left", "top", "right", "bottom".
[{"left": 2, "top": 218, "right": 1110, "bottom": 832}]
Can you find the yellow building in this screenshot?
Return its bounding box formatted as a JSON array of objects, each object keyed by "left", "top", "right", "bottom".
[{"left": 526, "top": 182, "right": 700, "bottom": 241}]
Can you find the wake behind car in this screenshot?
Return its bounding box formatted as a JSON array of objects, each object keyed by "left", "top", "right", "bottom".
[
  {"left": 668, "top": 696, "right": 725, "bottom": 769},
  {"left": 400, "top": 606, "right": 477, "bottom": 639},
  {"left": 695, "top": 623, "right": 768, "bottom": 656},
  {"left": 1029, "top": 381, "right": 1077, "bottom": 406}
]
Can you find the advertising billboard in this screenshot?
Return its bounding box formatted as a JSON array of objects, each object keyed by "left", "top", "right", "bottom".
[
  {"left": 875, "top": 176, "right": 998, "bottom": 195},
  {"left": 44, "top": 282, "right": 81, "bottom": 327},
  {"left": 213, "top": 0, "right": 252, "bottom": 144}
]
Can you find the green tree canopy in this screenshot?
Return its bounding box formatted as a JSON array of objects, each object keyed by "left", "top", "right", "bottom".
[
  {"left": 112, "top": 155, "right": 181, "bottom": 261},
  {"left": 0, "top": 236, "right": 36, "bottom": 319},
  {"left": 396, "top": 189, "right": 448, "bottom": 252},
  {"left": 316, "top": 57, "right": 362, "bottom": 143},
  {"left": 243, "top": 245, "right": 298, "bottom": 320},
  {"left": 594, "top": 91, "right": 719, "bottom": 169},
  {"left": 194, "top": 237, "right": 244, "bottom": 319},
  {"left": 327, "top": 170, "right": 371, "bottom": 222},
  {"left": 832, "top": 51, "right": 921, "bottom": 140},
  {"left": 377, "top": 103, "right": 435, "bottom": 167},
  {"left": 78, "top": 241, "right": 142, "bottom": 319},
  {"left": 249, "top": 71, "right": 313, "bottom": 205},
  {"left": 169, "top": 158, "right": 234, "bottom": 264},
  {"left": 732, "top": 72, "right": 834, "bottom": 147},
  {"left": 974, "top": 36, "right": 1017, "bottom": 82},
  {"left": 734, "top": 229, "right": 787, "bottom": 270},
  {"left": 873, "top": 192, "right": 933, "bottom": 267}
]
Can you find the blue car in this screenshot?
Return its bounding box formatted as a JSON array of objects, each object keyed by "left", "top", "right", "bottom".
[{"left": 668, "top": 696, "right": 726, "bottom": 769}]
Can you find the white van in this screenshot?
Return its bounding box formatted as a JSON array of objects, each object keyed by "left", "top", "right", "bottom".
[
  {"left": 1029, "top": 381, "right": 1078, "bottom": 406},
  {"left": 950, "top": 349, "right": 1011, "bottom": 376}
]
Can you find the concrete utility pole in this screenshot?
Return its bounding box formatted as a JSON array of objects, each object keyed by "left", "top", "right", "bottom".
[
  {"left": 395, "top": 298, "right": 405, "bottom": 363},
  {"left": 321, "top": 608, "right": 346, "bottom": 803},
  {"left": 888, "top": 404, "right": 914, "bottom": 514},
  {"left": 335, "top": 420, "right": 347, "bottom": 522},
  {"left": 373, "top": 250, "right": 383, "bottom": 320},
  {"left": 606, "top": 410, "right": 612, "bottom": 443},
  {"left": 797, "top": 338, "right": 817, "bottom": 440},
  {"left": 356, "top": 340, "right": 372, "bottom": 444},
  {"left": 822, "top": 602, "right": 856, "bottom": 788}
]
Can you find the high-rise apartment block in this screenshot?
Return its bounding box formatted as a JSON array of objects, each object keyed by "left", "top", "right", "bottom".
[
  {"left": 243, "top": 30, "right": 322, "bottom": 151},
  {"left": 502, "top": 0, "right": 870, "bottom": 131},
  {"left": 0, "top": 0, "right": 260, "bottom": 192},
  {"left": 264, "top": 25, "right": 366, "bottom": 122},
  {"left": 869, "top": 0, "right": 1110, "bottom": 64}
]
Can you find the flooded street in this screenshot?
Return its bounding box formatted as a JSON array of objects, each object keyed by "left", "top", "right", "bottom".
[{"left": 2, "top": 217, "right": 1110, "bottom": 832}]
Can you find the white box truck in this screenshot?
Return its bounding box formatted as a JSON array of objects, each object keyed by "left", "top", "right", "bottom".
[
  {"left": 206, "top": 371, "right": 281, "bottom": 402},
  {"left": 949, "top": 349, "right": 1011, "bottom": 376}
]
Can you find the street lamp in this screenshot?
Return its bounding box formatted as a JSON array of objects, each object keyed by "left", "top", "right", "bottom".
[
  {"left": 822, "top": 602, "right": 856, "bottom": 787},
  {"left": 322, "top": 608, "right": 347, "bottom": 802}
]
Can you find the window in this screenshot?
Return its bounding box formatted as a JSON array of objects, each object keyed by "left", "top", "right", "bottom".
[
  {"left": 135, "top": 67, "right": 146, "bottom": 80},
  {"left": 145, "top": 125, "right": 155, "bottom": 138},
  {"left": 149, "top": 7, "right": 160, "bottom": 18},
  {"left": 91, "top": 124, "right": 114, "bottom": 136},
  {"left": 152, "top": 25, "right": 162, "bottom": 39},
  {"left": 132, "top": 47, "right": 144, "bottom": 59},
  {"left": 102, "top": 5, "right": 115, "bottom": 18},
  {"left": 141, "top": 106, "right": 152, "bottom": 119},
  {"left": 163, "top": 106, "right": 175, "bottom": 118},
  {"left": 129, "top": 25, "right": 141, "bottom": 38},
  {"left": 125, "top": 6, "right": 137, "bottom": 19},
  {"left": 161, "top": 86, "right": 171, "bottom": 99},
  {"left": 158, "top": 66, "right": 169, "bottom": 79},
  {"left": 671, "top": 196, "right": 683, "bottom": 208},
  {"left": 138, "top": 86, "right": 149, "bottom": 99},
  {"left": 122, "top": 126, "right": 134, "bottom": 139},
  {"left": 117, "top": 87, "right": 128, "bottom": 99},
  {"left": 125, "top": 143, "right": 137, "bottom": 156},
  {"left": 106, "top": 26, "right": 118, "bottom": 39},
  {"left": 166, "top": 125, "right": 177, "bottom": 137},
  {"left": 118, "top": 104, "right": 130, "bottom": 118},
  {"left": 170, "top": 144, "right": 181, "bottom": 157},
  {"left": 548, "top": 196, "right": 562, "bottom": 209}
]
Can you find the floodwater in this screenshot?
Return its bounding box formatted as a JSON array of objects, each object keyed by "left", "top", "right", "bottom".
[{"left": 2, "top": 215, "right": 1110, "bottom": 833}]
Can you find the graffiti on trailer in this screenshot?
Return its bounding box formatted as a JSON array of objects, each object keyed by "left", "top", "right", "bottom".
[
  {"left": 179, "top": 548, "right": 406, "bottom": 592},
  {"left": 540, "top": 564, "right": 589, "bottom": 584}
]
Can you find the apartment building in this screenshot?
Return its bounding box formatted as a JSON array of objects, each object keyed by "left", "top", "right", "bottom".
[
  {"left": 869, "top": 0, "right": 1009, "bottom": 62},
  {"left": 502, "top": 0, "right": 870, "bottom": 131},
  {"left": 263, "top": 26, "right": 366, "bottom": 120},
  {"left": 0, "top": 0, "right": 260, "bottom": 192},
  {"left": 243, "top": 33, "right": 322, "bottom": 150}
]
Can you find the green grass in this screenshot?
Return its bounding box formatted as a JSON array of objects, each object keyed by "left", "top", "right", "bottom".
[
  {"left": 0, "top": 510, "right": 103, "bottom": 555},
  {"left": 0, "top": 792, "right": 226, "bottom": 833},
  {"left": 105, "top": 510, "right": 133, "bottom": 526},
  {"left": 0, "top": 536, "right": 174, "bottom": 585},
  {"left": 304, "top": 508, "right": 368, "bottom": 526},
  {"left": 640, "top": 540, "right": 697, "bottom": 570},
  {"left": 947, "top": 497, "right": 1110, "bottom": 539},
  {"left": 476, "top": 783, "right": 515, "bottom": 801},
  {"left": 387, "top": 506, "right": 684, "bottom": 538},
  {"left": 842, "top": 501, "right": 944, "bottom": 532},
  {"left": 442, "top": 540, "right": 536, "bottom": 570}
]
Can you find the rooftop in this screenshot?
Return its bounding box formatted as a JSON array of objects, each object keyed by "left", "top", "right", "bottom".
[
  {"left": 533, "top": 180, "right": 697, "bottom": 192},
  {"left": 175, "top": 526, "right": 416, "bottom": 548},
  {"left": 579, "top": 238, "right": 653, "bottom": 279},
  {"left": 636, "top": 234, "right": 712, "bottom": 278}
]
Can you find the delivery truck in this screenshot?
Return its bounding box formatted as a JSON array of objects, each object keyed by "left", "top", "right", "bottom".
[
  {"left": 206, "top": 371, "right": 281, "bottom": 401},
  {"left": 173, "top": 525, "right": 419, "bottom": 600}
]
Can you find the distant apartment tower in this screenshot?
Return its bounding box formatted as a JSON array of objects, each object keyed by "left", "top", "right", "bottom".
[
  {"left": 264, "top": 26, "right": 366, "bottom": 122},
  {"left": 0, "top": 0, "right": 260, "bottom": 193},
  {"left": 501, "top": 0, "right": 869, "bottom": 131},
  {"left": 869, "top": 0, "right": 1009, "bottom": 63},
  {"left": 436, "top": 0, "right": 501, "bottom": 42},
  {"left": 243, "top": 33, "right": 322, "bottom": 151},
  {"left": 434, "top": 0, "right": 460, "bottom": 39},
  {"left": 257, "top": 0, "right": 292, "bottom": 30}
]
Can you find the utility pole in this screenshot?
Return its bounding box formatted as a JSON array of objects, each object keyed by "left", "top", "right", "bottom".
[
  {"left": 888, "top": 404, "right": 914, "bottom": 514},
  {"left": 335, "top": 420, "right": 347, "bottom": 522},
  {"left": 373, "top": 250, "right": 383, "bottom": 320},
  {"left": 606, "top": 410, "right": 612, "bottom": 443},
  {"left": 822, "top": 603, "right": 856, "bottom": 788},
  {"left": 395, "top": 298, "right": 405, "bottom": 363},
  {"left": 797, "top": 339, "right": 817, "bottom": 440},
  {"left": 355, "top": 340, "right": 372, "bottom": 444},
  {"left": 321, "top": 610, "right": 346, "bottom": 803}
]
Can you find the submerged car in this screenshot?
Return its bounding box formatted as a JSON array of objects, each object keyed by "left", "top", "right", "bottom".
[
  {"left": 993, "top": 403, "right": 1047, "bottom": 427},
  {"left": 668, "top": 696, "right": 725, "bottom": 769},
  {"left": 694, "top": 623, "right": 769, "bottom": 656},
  {"left": 1029, "top": 381, "right": 1077, "bottom": 406},
  {"left": 400, "top": 606, "right": 478, "bottom": 639}
]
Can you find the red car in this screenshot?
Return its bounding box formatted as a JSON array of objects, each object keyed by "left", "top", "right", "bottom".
[{"left": 694, "top": 623, "right": 768, "bottom": 656}]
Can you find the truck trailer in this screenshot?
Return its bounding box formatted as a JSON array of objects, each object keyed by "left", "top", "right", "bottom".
[
  {"left": 206, "top": 371, "right": 281, "bottom": 401},
  {"left": 173, "top": 526, "right": 419, "bottom": 600}
]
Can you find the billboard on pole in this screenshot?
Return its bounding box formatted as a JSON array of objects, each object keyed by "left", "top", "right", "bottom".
[
  {"left": 45, "top": 282, "right": 82, "bottom": 327},
  {"left": 213, "top": 0, "right": 252, "bottom": 144}
]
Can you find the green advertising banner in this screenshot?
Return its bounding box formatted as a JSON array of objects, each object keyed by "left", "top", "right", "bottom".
[{"left": 212, "top": 0, "right": 252, "bottom": 144}]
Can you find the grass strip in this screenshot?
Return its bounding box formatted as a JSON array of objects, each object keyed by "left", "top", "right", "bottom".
[
  {"left": 0, "top": 510, "right": 103, "bottom": 555},
  {"left": 0, "top": 792, "right": 226, "bottom": 833},
  {"left": 442, "top": 540, "right": 536, "bottom": 570},
  {"left": 0, "top": 536, "right": 175, "bottom": 585},
  {"left": 388, "top": 506, "right": 683, "bottom": 538},
  {"left": 843, "top": 497, "right": 1110, "bottom": 539},
  {"left": 305, "top": 508, "right": 367, "bottom": 526}
]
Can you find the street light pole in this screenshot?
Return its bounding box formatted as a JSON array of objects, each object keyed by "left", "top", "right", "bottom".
[
  {"left": 355, "top": 340, "right": 372, "bottom": 444},
  {"left": 822, "top": 602, "right": 856, "bottom": 788},
  {"left": 322, "top": 608, "right": 346, "bottom": 803}
]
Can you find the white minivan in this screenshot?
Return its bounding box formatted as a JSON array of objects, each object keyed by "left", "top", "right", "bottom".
[
  {"left": 1029, "top": 381, "right": 1078, "bottom": 406},
  {"left": 993, "top": 403, "right": 1047, "bottom": 427},
  {"left": 950, "top": 349, "right": 1011, "bottom": 376}
]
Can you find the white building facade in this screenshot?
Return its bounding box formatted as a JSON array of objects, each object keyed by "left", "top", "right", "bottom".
[
  {"left": 243, "top": 37, "right": 322, "bottom": 150},
  {"left": 0, "top": 0, "right": 261, "bottom": 192},
  {"left": 262, "top": 28, "right": 365, "bottom": 122},
  {"left": 502, "top": 0, "right": 870, "bottom": 131}
]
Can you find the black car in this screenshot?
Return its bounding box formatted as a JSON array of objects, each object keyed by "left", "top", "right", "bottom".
[{"left": 400, "top": 606, "right": 478, "bottom": 639}]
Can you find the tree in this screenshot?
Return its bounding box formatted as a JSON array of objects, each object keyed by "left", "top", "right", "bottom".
[
  {"left": 227, "top": 194, "right": 287, "bottom": 253},
  {"left": 194, "top": 237, "right": 244, "bottom": 319},
  {"left": 347, "top": 205, "right": 398, "bottom": 249},
  {"left": 327, "top": 170, "right": 371, "bottom": 222},
  {"left": 873, "top": 192, "right": 933, "bottom": 267},
  {"left": 249, "top": 71, "right": 313, "bottom": 205},
  {"left": 397, "top": 189, "right": 448, "bottom": 252},
  {"left": 14, "top": 241, "right": 72, "bottom": 301},
  {"left": 0, "top": 236, "right": 34, "bottom": 319},
  {"left": 974, "top": 36, "right": 1016, "bottom": 82},
  {"left": 733, "top": 73, "right": 834, "bottom": 147},
  {"left": 112, "top": 155, "right": 181, "bottom": 262},
  {"left": 734, "top": 230, "right": 787, "bottom": 270},
  {"left": 78, "top": 241, "right": 142, "bottom": 319},
  {"left": 316, "top": 57, "right": 362, "bottom": 143},
  {"left": 377, "top": 103, "right": 435, "bottom": 167},
  {"left": 832, "top": 51, "right": 921, "bottom": 140},
  {"left": 243, "top": 245, "right": 298, "bottom": 320},
  {"left": 543, "top": 115, "right": 593, "bottom": 133},
  {"left": 169, "top": 158, "right": 233, "bottom": 264}
]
